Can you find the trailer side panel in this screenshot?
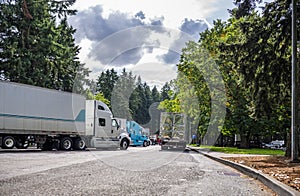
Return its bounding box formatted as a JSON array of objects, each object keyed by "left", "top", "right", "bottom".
[{"left": 0, "top": 81, "right": 85, "bottom": 135}]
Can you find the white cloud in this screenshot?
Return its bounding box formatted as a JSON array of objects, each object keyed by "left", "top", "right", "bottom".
[
  {"left": 72, "top": 0, "right": 234, "bottom": 28},
  {"left": 130, "top": 62, "right": 177, "bottom": 90},
  {"left": 70, "top": 1, "right": 235, "bottom": 87},
  {"left": 77, "top": 38, "right": 92, "bottom": 62},
  {"left": 82, "top": 48, "right": 178, "bottom": 90}
]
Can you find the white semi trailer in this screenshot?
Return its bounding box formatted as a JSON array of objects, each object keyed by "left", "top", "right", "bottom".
[{"left": 0, "top": 81, "right": 130, "bottom": 150}]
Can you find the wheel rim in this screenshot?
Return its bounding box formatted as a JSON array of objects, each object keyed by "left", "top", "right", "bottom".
[
  {"left": 63, "top": 140, "right": 72, "bottom": 149},
  {"left": 122, "top": 140, "right": 128, "bottom": 149},
  {"left": 5, "top": 138, "right": 14, "bottom": 148},
  {"left": 78, "top": 140, "right": 85, "bottom": 149}
]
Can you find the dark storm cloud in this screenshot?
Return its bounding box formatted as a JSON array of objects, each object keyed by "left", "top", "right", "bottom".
[
  {"left": 135, "top": 11, "right": 146, "bottom": 20},
  {"left": 88, "top": 25, "right": 162, "bottom": 65},
  {"left": 159, "top": 50, "right": 181, "bottom": 65},
  {"left": 69, "top": 6, "right": 208, "bottom": 66},
  {"left": 180, "top": 18, "right": 209, "bottom": 40},
  {"left": 69, "top": 5, "right": 145, "bottom": 43},
  {"left": 158, "top": 18, "right": 209, "bottom": 64},
  {"left": 108, "top": 48, "right": 143, "bottom": 65},
  {"left": 150, "top": 16, "right": 164, "bottom": 26},
  {"left": 69, "top": 6, "right": 166, "bottom": 65}
]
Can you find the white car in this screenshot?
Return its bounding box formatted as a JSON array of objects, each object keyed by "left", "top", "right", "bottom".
[{"left": 264, "top": 140, "right": 285, "bottom": 150}]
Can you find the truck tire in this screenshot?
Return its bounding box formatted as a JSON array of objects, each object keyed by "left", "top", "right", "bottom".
[
  {"left": 60, "top": 137, "right": 73, "bottom": 150},
  {"left": 16, "top": 141, "right": 29, "bottom": 149},
  {"left": 74, "top": 138, "right": 86, "bottom": 150},
  {"left": 143, "top": 141, "right": 147, "bottom": 147},
  {"left": 120, "top": 138, "right": 129, "bottom": 150},
  {"left": 2, "top": 136, "right": 15, "bottom": 149}
]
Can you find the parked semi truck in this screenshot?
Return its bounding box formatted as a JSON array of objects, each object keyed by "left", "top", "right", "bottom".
[
  {"left": 126, "top": 120, "right": 149, "bottom": 147},
  {"left": 160, "top": 112, "right": 187, "bottom": 150},
  {"left": 0, "top": 81, "right": 131, "bottom": 150}
]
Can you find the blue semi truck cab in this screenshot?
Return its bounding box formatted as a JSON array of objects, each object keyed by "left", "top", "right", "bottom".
[{"left": 126, "top": 121, "right": 149, "bottom": 147}]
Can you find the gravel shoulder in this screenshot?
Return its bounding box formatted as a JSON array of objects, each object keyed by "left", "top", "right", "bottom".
[{"left": 223, "top": 156, "right": 300, "bottom": 193}]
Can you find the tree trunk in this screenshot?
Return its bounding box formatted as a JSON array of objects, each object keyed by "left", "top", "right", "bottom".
[
  {"left": 239, "top": 134, "right": 250, "bottom": 149},
  {"left": 285, "top": 132, "right": 291, "bottom": 157}
]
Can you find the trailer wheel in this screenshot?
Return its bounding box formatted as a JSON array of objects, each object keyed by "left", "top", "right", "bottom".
[
  {"left": 2, "top": 136, "right": 15, "bottom": 149},
  {"left": 120, "top": 139, "right": 129, "bottom": 150},
  {"left": 60, "top": 137, "right": 73, "bottom": 150},
  {"left": 74, "top": 138, "right": 86, "bottom": 150},
  {"left": 16, "top": 141, "right": 29, "bottom": 149}
]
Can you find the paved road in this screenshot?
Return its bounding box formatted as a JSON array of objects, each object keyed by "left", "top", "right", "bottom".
[{"left": 0, "top": 146, "right": 275, "bottom": 195}]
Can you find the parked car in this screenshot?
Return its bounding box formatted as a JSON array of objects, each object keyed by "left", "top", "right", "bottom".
[
  {"left": 262, "top": 140, "right": 285, "bottom": 150},
  {"left": 149, "top": 135, "right": 158, "bottom": 145}
]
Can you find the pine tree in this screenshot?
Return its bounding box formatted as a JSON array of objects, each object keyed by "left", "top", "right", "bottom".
[
  {"left": 0, "top": 0, "right": 89, "bottom": 92},
  {"left": 111, "top": 68, "right": 135, "bottom": 119},
  {"left": 151, "top": 86, "right": 161, "bottom": 102},
  {"left": 96, "top": 68, "right": 119, "bottom": 101},
  {"left": 160, "top": 82, "right": 171, "bottom": 100}
]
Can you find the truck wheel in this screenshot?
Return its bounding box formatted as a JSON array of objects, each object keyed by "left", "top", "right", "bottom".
[
  {"left": 2, "top": 136, "right": 15, "bottom": 149},
  {"left": 143, "top": 141, "right": 147, "bottom": 147},
  {"left": 74, "top": 138, "right": 86, "bottom": 150},
  {"left": 120, "top": 139, "right": 129, "bottom": 150},
  {"left": 60, "top": 137, "right": 73, "bottom": 150},
  {"left": 16, "top": 141, "right": 29, "bottom": 149}
]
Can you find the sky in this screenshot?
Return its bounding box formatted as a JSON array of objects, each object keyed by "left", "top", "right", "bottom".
[{"left": 68, "top": 0, "right": 237, "bottom": 89}]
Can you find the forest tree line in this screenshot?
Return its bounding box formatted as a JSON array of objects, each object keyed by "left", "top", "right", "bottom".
[{"left": 91, "top": 68, "right": 171, "bottom": 127}]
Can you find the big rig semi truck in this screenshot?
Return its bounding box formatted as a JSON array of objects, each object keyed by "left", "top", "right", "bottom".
[
  {"left": 115, "top": 118, "right": 150, "bottom": 147},
  {"left": 160, "top": 112, "right": 187, "bottom": 150},
  {"left": 126, "top": 120, "right": 149, "bottom": 147},
  {"left": 0, "top": 81, "right": 130, "bottom": 150}
]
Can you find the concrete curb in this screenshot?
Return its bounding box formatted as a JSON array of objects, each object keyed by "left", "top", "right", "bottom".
[{"left": 188, "top": 147, "right": 299, "bottom": 196}]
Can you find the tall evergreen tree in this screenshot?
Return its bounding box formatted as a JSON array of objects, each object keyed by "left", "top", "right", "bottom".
[
  {"left": 96, "top": 68, "right": 119, "bottom": 101},
  {"left": 144, "top": 82, "right": 153, "bottom": 109},
  {"left": 111, "top": 68, "right": 135, "bottom": 119},
  {"left": 130, "top": 76, "right": 145, "bottom": 123},
  {"left": 129, "top": 76, "right": 156, "bottom": 124},
  {"left": 0, "top": 0, "right": 89, "bottom": 92},
  {"left": 160, "top": 82, "right": 171, "bottom": 101},
  {"left": 151, "top": 85, "right": 161, "bottom": 102}
]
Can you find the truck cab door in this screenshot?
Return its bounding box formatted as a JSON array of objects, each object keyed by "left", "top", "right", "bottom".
[{"left": 110, "top": 119, "right": 119, "bottom": 137}]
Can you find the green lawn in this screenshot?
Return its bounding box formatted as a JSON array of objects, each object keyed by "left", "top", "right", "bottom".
[{"left": 191, "top": 145, "right": 285, "bottom": 155}]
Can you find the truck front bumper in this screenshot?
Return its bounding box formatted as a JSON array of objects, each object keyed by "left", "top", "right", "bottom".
[{"left": 161, "top": 140, "right": 186, "bottom": 150}]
